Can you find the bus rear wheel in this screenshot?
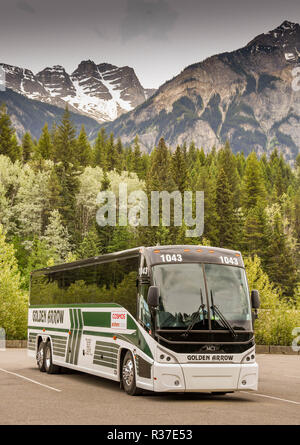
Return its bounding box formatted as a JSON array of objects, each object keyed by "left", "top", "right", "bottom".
[
  {"left": 122, "top": 351, "right": 142, "bottom": 396},
  {"left": 44, "top": 341, "right": 61, "bottom": 374},
  {"left": 37, "top": 341, "right": 46, "bottom": 372}
]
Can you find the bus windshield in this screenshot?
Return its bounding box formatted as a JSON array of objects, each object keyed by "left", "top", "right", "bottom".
[{"left": 152, "top": 263, "right": 252, "bottom": 331}]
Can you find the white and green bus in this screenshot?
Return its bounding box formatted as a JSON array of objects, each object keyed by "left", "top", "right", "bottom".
[{"left": 28, "top": 245, "right": 260, "bottom": 395}]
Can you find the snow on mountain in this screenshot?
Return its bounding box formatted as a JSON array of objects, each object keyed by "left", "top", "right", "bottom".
[{"left": 0, "top": 60, "right": 155, "bottom": 123}]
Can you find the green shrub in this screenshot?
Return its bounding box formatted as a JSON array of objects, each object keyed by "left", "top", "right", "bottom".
[
  {"left": 245, "top": 255, "right": 300, "bottom": 345},
  {"left": 0, "top": 225, "right": 28, "bottom": 339}
]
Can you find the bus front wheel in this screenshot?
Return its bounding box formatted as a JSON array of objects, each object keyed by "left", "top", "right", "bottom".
[
  {"left": 44, "top": 341, "right": 61, "bottom": 374},
  {"left": 122, "top": 351, "right": 142, "bottom": 396}
]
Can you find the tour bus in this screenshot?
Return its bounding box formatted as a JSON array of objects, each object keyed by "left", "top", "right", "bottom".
[{"left": 28, "top": 245, "right": 260, "bottom": 395}]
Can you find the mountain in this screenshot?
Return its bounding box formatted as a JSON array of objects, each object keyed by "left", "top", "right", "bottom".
[
  {"left": 0, "top": 88, "right": 101, "bottom": 141},
  {"left": 104, "top": 21, "right": 300, "bottom": 161},
  {"left": 0, "top": 60, "right": 155, "bottom": 123}
]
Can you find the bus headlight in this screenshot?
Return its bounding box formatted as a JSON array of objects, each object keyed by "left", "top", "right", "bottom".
[
  {"left": 242, "top": 351, "right": 256, "bottom": 363},
  {"left": 157, "top": 347, "right": 178, "bottom": 364}
]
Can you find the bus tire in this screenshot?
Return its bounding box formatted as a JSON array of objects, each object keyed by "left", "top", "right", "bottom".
[
  {"left": 122, "top": 351, "right": 142, "bottom": 396},
  {"left": 44, "top": 341, "right": 61, "bottom": 374},
  {"left": 37, "top": 341, "right": 46, "bottom": 372}
]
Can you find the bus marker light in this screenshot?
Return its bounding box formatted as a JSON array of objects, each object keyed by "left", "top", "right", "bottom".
[
  {"left": 209, "top": 250, "right": 215, "bottom": 253},
  {"left": 154, "top": 250, "right": 160, "bottom": 253},
  {"left": 68, "top": 331, "right": 71, "bottom": 335},
  {"left": 43, "top": 329, "right": 45, "bottom": 332},
  {"left": 196, "top": 249, "right": 203, "bottom": 252},
  {"left": 113, "top": 336, "right": 117, "bottom": 340},
  {"left": 235, "top": 253, "right": 240, "bottom": 257}
]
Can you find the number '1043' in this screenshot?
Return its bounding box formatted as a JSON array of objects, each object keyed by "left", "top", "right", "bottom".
[{"left": 219, "top": 256, "right": 238, "bottom": 265}]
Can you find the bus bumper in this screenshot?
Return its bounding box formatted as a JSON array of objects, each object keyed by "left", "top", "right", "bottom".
[{"left": 153, "top": 362, "right": 258, "bottom": 393}]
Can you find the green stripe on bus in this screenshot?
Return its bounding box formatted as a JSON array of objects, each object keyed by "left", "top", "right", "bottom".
[
  {"left": 95, "top": 340, "right": 119, "bottom": 349},
  {"left": 74, "top": 330, "right": 81, "bottom": 365},
  {"left": 66, "top": 332, "right": 72, "bottom": 363},
  {"left": 28, "top": 326, "right": 69, "bottom": 333},
  {"left": 51, "top": 334, "right": 67, "bottom": 340},
  {"left": 93, "top": 360, "right": 117, "bottom": 369},
  {"left": 70, "top": 309, "right": 74, "bottom": 330},
  {"left": 94, "top": 353, "right": 117, "bottom": 361},
  {"left": 94, "top": 348, "right": 118, "bottom": 355}
]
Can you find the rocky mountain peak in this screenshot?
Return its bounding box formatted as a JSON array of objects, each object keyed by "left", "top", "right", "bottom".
[
  {"left": 0, "top": 60, "right": 156, "bottom": 123},
  {"left": 246, "top": 20, "right": 300, "bottom": 62},
  {"left": 105, "top": 21, "right": 300, "bottom": 162}
]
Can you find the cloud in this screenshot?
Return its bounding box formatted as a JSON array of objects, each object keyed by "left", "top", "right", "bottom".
[
  {"left": 16, "top": 1, "right": 35, "bottom": 14},
  {"left": 121, "top": 0, "right": 178, "bottom": 41}
]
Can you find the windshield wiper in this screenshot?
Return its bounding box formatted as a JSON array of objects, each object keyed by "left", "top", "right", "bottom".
[
  {"left": 210, "top": 290, "right": 237, "bottom": 338},
  {"left": 183, "top": 289, "right": 206, "bottom": 336}
]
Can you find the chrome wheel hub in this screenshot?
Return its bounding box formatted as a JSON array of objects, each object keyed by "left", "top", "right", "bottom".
[
  {"left": 37, "top": 348, "right": 43, "bottom": 367},
  {"left": 45, "top": 347, "right": 51, "bottom": 369},
  {"left": 123, "top": 359, "right": 134, "bottom": 386}
]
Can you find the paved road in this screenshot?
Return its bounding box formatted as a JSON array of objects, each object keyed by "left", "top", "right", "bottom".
[{"left": 0, "top": 349, "right": 299, "bottom": 425}]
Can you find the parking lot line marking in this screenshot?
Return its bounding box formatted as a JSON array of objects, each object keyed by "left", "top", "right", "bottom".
[
  {"left": 244, "top": 391, "right": 300, "bottom": 405},
  {"left": 0, "top": 368, "right": 61, "bottom": 392}
]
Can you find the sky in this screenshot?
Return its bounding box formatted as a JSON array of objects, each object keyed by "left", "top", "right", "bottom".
[{"left": 0, "top": 0, "right": 299, "bottom": 88}]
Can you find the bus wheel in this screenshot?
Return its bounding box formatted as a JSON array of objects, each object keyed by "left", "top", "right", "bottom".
[
  {"left": 44, "top": 341, "right": 61, "bottom": 374},
  {"left": 37, "top": 341, "right": 46, "bottom": 372},
  {"left": 122, "top": 351, "right": 142, "bottom": 396}
]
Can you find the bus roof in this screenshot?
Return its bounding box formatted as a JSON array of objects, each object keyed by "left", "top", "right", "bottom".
[{"left": 31, "top": 245, "right": 243, "bottom": 276}]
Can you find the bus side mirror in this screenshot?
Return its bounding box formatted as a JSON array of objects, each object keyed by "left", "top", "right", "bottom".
[
  {"left": 251, "top": 290, "right": 260, "bottom": 309},
  {"left": 147, "top": 286, "right": 159, "bottom": 308}
]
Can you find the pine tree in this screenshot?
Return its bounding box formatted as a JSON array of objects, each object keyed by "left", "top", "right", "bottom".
[
  {"left": 195, "top": 165, "right": 218, "bottom": 245},
  {"left": 217, "top": 141, "right": 240, "bottom": 207},
  {"left": 53, "top": 107, "right": 77, "bottom": 164},
  {"left": 76, "top": 225, "right": 102, "bottom": 259},
  {"left": 242, "top": 151, "right": 266, "bottom": 211},
  {"left": 146, "top": 138, "right": 175, "bottom": 192},
  {"left": 0, "top": 104, "right": 22, "bottom": 161},
  {"left": 42, "top": 209, "right": 71, "bottom": 263},
  {"left": 93, "top": 128, "right": 107, "bottom": 168},
  {"left": 51, "top": 109, "right": 80, "bottom": 238},
  {"left": 186, "top": 141, "right": 197, "bottom": 170},
  {"left": 35, "top": 123, "right": 53, "bottom": 160},
  {"left": 22, "top": 132, "right": 34, "bottom": 163},
  {"left": 171, "top": 146, "right": 189, "bottom": 193},
  {"left": 242, "top": 204, "right": 268, "bottom": 258},
  {"left": 75, "top": 125, "right": 92, "bottom": 167},
  {"left": 265, "top": 212, "right": 298, "bottom": 297},
  {"left": 215, "top": 168, "right": 236, "bottom": 248},
  {"left": 131, "top": 136, "right": 144, "bottom": 179},
  {"left": 115, "top": 137, "right": 124, "bottom": 174},
  {"left": 105, "top": 133, "right": 116, "bottom": 171}
]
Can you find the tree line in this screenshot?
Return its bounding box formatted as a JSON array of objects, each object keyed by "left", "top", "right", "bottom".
[{"left": 0, "top": 103, "right": 300, "bottom": 304}]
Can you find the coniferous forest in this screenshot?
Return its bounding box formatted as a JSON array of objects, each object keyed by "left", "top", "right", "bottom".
[{"left": 0, "top": 104, "right": 299, "bottom": 343}]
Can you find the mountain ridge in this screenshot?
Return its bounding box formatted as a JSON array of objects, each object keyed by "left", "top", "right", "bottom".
[
  {"left": 0, "top": 60, "right": 155, "bottom": 123},
  {"left": 104, "top": 20, "right": 300, "bottom": 160}
]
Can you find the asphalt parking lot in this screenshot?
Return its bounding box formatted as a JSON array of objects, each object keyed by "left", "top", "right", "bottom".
[{"left": 0, "top": 349, "right": 299, "bottom": 425}]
